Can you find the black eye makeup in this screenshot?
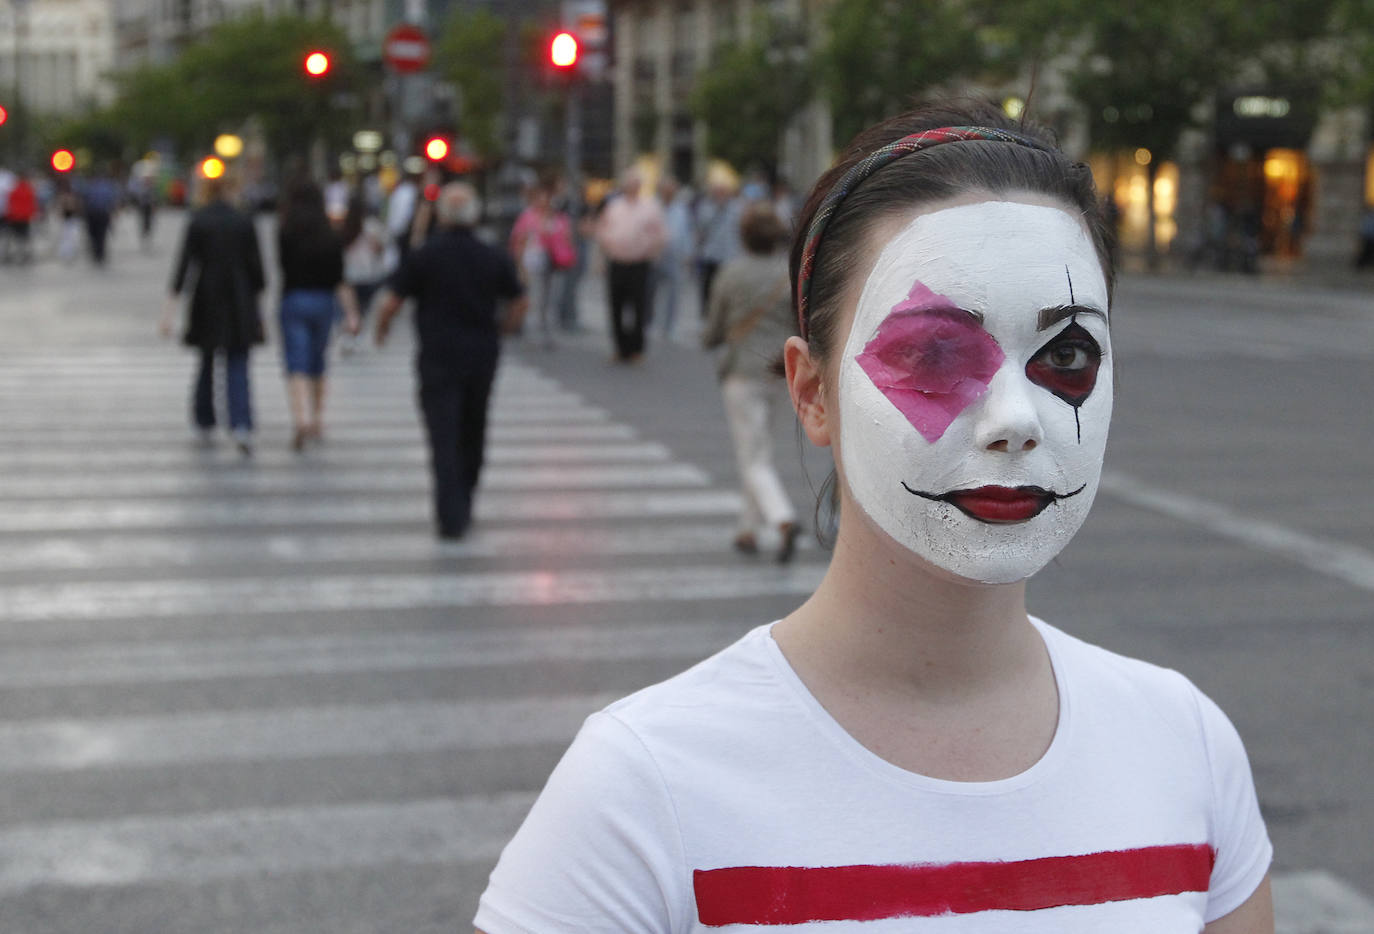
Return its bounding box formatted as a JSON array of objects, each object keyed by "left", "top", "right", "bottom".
[{"left": 1026, "top": 322, "right": 1103, "bottom": 441}]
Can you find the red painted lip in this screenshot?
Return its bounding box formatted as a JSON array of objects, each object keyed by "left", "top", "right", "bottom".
[{"left": 944, "top": 485, "right": 1053, "bottom": 523}]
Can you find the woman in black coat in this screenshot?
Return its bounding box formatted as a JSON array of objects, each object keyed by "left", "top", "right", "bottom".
[{"left": 161, "top": 176, "right": 266, "bottom": 456}]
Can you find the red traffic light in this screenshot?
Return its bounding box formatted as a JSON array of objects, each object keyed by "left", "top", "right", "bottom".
[
  {"left": 304, "top": 50, "right": 331, "bottom": 76},
  {"left": 550, "top": 31, "right": 578, "bottom": 68},
  {"left": 424, "top": 136, "right": 450, "bottom": 161},
  {"left": 51, "top": 149, "right": 75, "bottom": 173},
  {"left": 0, "top": 104, "right": 8, "bottom": 126}
]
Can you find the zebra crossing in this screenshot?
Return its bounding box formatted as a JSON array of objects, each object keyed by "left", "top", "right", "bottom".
[
  {"left": 0, "top": 344, "right": 822, "bottom": 932},
  {"left": 2, "top": 341, "right": 1372, "bottom": 932}
]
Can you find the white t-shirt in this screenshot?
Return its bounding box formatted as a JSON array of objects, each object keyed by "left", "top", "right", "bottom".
[{"left": 475, "top": 619, "right": 1271, "bottom": 933}]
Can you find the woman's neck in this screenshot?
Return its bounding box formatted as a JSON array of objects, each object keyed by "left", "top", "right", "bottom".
[{"left": 775, "top": 507, "right": 1041, "bottom": 703}]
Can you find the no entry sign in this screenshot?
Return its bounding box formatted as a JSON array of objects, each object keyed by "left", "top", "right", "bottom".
[{"left": 383, "top": 23, "right": 431, "bottom": 74}]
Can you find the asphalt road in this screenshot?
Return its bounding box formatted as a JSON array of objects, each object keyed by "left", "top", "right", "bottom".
[{"left": 0, "top": 208, "right": 1370, "bottom": 931}]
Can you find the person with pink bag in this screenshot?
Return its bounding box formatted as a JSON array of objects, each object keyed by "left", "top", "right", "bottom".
[{"left": 509, "top": 181, "right": 575, "bottom": 349}]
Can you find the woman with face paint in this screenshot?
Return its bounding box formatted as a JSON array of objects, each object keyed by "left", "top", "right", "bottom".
[{"left": 475, "top": 102, "right": 1274, "bottom": 934}]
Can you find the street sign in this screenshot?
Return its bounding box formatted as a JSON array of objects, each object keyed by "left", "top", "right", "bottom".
[{"left": 383, "top": 23, "right": 431, "bottom": 74}]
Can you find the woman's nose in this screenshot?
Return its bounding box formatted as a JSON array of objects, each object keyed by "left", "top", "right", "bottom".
[{"left": 974, "top": 368, "right": 1044, "bottom": 453}]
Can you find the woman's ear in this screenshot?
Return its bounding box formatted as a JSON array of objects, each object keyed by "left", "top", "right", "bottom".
[{"left": 784, "top": 335, "right": 832, "bottom": 447}]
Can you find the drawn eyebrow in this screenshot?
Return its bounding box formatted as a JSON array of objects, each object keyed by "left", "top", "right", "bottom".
[{"left": 1037, "top": 304, "right": 1107, "bottom": 331}]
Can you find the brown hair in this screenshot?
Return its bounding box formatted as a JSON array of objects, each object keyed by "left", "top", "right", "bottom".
[
  {"left": 789, "top": 99, "right": 1116, "bottom": 366},
  {"left": 740, "top": 202, "right": 790, "bottom": 255}
]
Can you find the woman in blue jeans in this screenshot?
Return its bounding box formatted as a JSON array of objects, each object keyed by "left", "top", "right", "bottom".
[{"left": 277, "top": 180, "right": 360, "bottom": 450}]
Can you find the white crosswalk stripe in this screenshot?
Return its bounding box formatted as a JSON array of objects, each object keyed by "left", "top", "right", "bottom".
[
  {"left": 0, "top": 343, "right": 1366, "bottom": 934},
  {"left": 0, "top": 346, "right": 828, "bottom": 930}
]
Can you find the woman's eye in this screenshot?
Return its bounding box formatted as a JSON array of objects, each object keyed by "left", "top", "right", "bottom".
[
  {"left": 1047, "top": 343, "right": 1090, "bottom": 370},
  {"left": 1026, "top": 323, "right": 1102, "bottom": 407}
]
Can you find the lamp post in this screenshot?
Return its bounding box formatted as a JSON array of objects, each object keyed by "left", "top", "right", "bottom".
[{"left": 9, "top": 0, "right": 31, "bottom": 163}]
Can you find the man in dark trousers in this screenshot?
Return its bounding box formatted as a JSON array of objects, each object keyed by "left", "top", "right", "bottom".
[{"left": 374, "top": 182, "right": 526, "bottom": 539}]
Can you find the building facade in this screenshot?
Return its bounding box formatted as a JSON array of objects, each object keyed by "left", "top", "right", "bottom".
[
  {"left": 1, "top": 0, "right": 116, "bottom": 115},
  {"left": 608, "top": 0, "right": 831, "bottom": 190}
]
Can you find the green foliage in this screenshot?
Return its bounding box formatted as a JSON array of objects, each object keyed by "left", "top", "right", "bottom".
[
  {"left": 435, "top": 7, "right": 507, "bottom": 159},
  {"left": 51, "top": 12, "right": 360, "bottom": 167},
  {"left": 818, "top": 0, "right": 985, "bottom": 146},
  {"left": 689, "top": 16, "right": 813, "bottom": 174},
  {"left": 1063, "top": 2, "right": 1256, "bottom": 159}
]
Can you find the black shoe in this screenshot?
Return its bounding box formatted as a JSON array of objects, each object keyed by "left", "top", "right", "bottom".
[{"left": 438, "top": 520, "right": 470, "bottom": 540}]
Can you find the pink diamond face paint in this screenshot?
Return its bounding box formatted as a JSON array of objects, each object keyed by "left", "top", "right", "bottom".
[
  {"left": 855, "top": 286, "right": 1005, "bottom": 442},
  {"left": 837, "top": 201, "right": 1113, "bottom": 584}
]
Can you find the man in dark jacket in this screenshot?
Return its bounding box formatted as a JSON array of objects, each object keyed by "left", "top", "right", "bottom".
[
  {"left": 374, "top": 182, "right": 526, "bottom": 539},
  {"left": 161, "top": 177, "right": 266, "bottom": 456}
]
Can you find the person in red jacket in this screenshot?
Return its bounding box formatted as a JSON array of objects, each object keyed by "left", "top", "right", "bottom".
[{"left": 3, "top": 171, "right": 38, "bottom": 264}]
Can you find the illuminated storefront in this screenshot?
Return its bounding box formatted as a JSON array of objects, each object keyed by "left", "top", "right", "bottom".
[
  {"left": 1089, "top": 150, "right": 1180, "bottom": 255},
  {"left": 1210, "top": 91, "right": 1317, "bottom": 259}
]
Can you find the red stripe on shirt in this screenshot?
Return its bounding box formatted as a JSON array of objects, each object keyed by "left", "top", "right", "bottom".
[{"left": 694, "top": 843, "right": 1215, "bottom": 926}]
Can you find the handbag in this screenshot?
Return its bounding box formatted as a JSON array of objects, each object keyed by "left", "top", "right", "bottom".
[{"left": 544, "top": 217, "right": 576, "bottom": 269}]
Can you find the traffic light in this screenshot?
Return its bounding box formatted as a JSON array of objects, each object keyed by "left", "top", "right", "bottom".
[
  {"left": 304, "top": 50, "right": 331, "bottom": 77},
  {"left": 0, "top": 104, "right": 8, "bottom": 127},
  {"left": 200, "top": 157, "right": 226, "bottom": 179},
  {"left": 423, "top": 135, "right": 449, "bottom": 162},
  {"left": 549, "top": 31, "right": 579, "bottom": 70},
  {"left": 51, "top": 149, "right": 74, "bottom": 173}
]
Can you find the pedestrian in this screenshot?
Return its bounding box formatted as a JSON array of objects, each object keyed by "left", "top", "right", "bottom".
[
  {"left": 474, "top": 101, "right": 1273, "bottom": 932},
  {"left": 555, "top": 187, "right": 593, "bottom": 333},
  {"left": 373, "top": 182, "right": 526, "bottom": 540},
  {"left": 694, "top": 177, "right": 743, "bottom": 313},
  {"left": 594, "top": 167, "right": 666, "bottom": 362},
  {"left": 702, "top": 201, "right": 800, "bottom": 562},
  {"left": 385, "top": 168, "right": 421, "bottom": 266},
  {"left": 160, "top": 175, "right": 266, "bottom": 457},
  {"left": 128, "top": 160, "right": 157, "bottom": 252},
  {"left": 2, "top": 169, "right": 38, "bottom": 265},
  {"left": 509, "top": 180, "right": 575, "bottom": 348},
  {"left": 276, "top": 179, "right": 361, "bottom": 451},
  {"left": 81, "top": 167, "right": 120, "bottom": 266},
  {"left": 655, "top": 175, "right": 695, "bottom": 340},
  {"left": 54, "top": 179, "right": 82, "bottom": 264},
  {"left": 339, "top": 193, "right": 390, "bottom": 354}
]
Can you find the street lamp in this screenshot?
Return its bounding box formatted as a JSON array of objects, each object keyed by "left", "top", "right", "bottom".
[{"left": 213, "top": 134, "right": 243, "bottom": 159}]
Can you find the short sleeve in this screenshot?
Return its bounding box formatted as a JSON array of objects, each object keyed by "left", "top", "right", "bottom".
[
  {"left": 474, "top": 712, "right": 688, "bottom": 934},
  {"left": 1195, "top": 688, "right": 1273, "bottom": 922}
]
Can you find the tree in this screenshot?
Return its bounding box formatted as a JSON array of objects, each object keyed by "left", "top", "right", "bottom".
[
  {"left": 167, "top": 12, "right": 360, "bottom": 168},
  {"left": 818, "top": 0, "right": 987, "bottom": 146},
  {"left": 52, "top": 13, "right": 360, "bottom": 170},
  {"left": 1058, "top": 1, "right": 1261, "bottom": 267},
  {"left": 689, "top": 16, "right": 813, "bottom": 177},
  {"left": 435, "top": 8, "right": 507, "bottom": 159}
]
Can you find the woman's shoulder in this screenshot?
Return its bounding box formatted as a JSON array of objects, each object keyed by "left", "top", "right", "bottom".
[
  {"left": 600, "top": 624, "right": 781, "bottom": 734},
  {"left": 1035, "top": 617, "right": 1229, "bottom": 742}
]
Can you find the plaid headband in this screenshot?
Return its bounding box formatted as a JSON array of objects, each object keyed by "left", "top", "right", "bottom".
[{"left": 795, "top": 125, "right": 1055, "bottom": 338}]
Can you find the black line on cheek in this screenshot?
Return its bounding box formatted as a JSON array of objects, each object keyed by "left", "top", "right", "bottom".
[{"left": 1074, "top": 406, "right": 1081, "bottom": 443}]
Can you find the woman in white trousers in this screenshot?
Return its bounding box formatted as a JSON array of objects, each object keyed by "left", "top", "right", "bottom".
[{"left": 702, "top": 201, "right": 800, "bottom": 562}]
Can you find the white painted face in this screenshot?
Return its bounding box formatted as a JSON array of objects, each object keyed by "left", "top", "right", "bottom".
[{"left": 837, "top": 200, "right": 1112, "bottom": 584}]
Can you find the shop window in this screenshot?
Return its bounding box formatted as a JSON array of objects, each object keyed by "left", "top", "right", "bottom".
[
  {"left": 1364, "top": 146, "right": 1374, "bottom": 206},
  {"left": 1089, "top": 151, "right": 1179, "bottom": 254}
]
